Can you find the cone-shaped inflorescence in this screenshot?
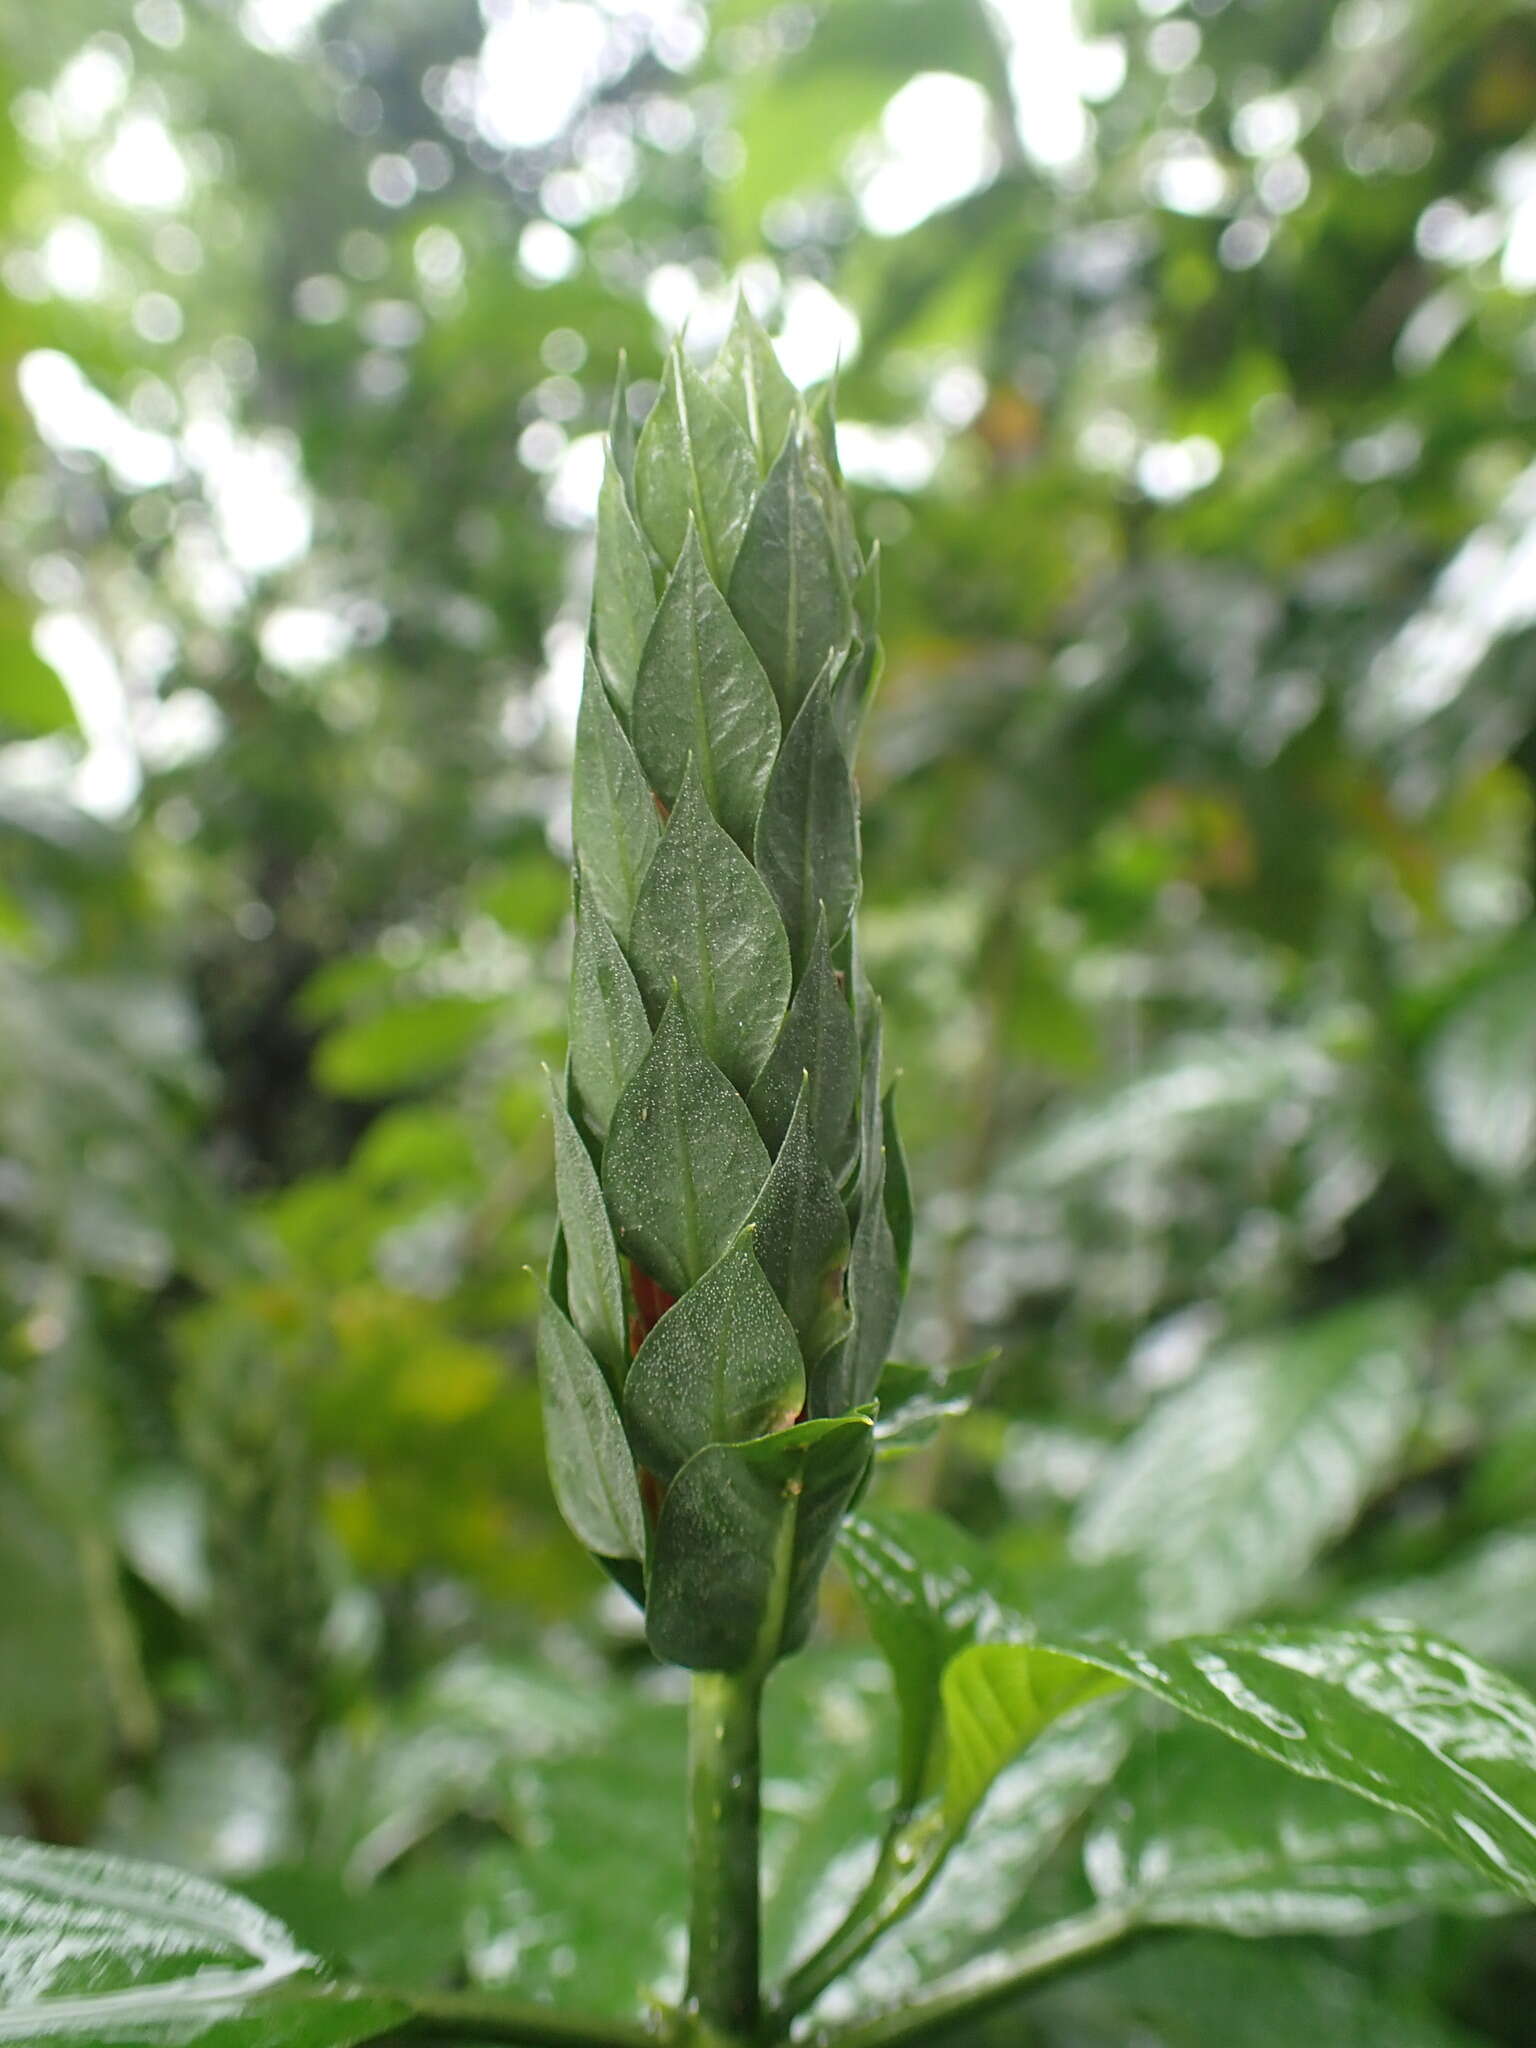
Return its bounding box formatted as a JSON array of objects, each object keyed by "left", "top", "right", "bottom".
[{"left": 540, "top": 307, "right": 909, "bottom": 1674}]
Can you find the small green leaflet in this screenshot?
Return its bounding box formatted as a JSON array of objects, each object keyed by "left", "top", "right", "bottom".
[
  {"left": 647, "top": 1414, "right": 873, "bottom": 1672},
  {"left": 626, "top": 764, "right": 791, "bottom": 1095},
  {"left": 625, "top": 1235, "right": 805, "bottom": 1483},
  {"left": 567, "top": 894, "right": 650, "bottom": 1140},
  {"left": 601, "top": 996, "right": 770, "bottom": 1299},
  {"left": 748, "top": 1079, "right": 850, "bottom": 1363},
  {"left": 548, "top": 1077, "right": 627, "bottom": 1388},
  {"left": 634, "top": 346, "right": 758, "bottom": 583},
  {"left": 536, "top": 1292, "right": 646, "bottom": 1562},
  {"left": 706, "top": 298, "right": 799, "bottom": 473},
  {"left": 571, "top": 654, "right": 660, "bottom": 942},
  {"left": 748, "top": 910, "right": 860, "bottom": 1184},
  {"left": 631, "top": 526, "right": 781, "bottom": 853},
  {"left": 753, "top": 662, "right": 860, "bottom": 974},
  {"left": 729, "top": 427, "right": 853, "bottom": 724},
  {"left": 591, "top": 450, "right": 656, "bottom": 714}
]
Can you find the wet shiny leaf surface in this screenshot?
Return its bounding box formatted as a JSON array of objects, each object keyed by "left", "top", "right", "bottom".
[
  {"left": 0, "top": 1838, "right": 401, "bottom": 2045},
  {"left": 1083, "top": 1722, "right": 1514, "bottom": 1935},
  {"left": 1035, "top": 1624, "right": 1536, "bottom": 1903}
]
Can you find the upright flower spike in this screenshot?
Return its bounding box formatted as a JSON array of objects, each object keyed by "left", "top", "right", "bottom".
[{"left": 540, "top": 306, "right": 908, "bottom": 1675}]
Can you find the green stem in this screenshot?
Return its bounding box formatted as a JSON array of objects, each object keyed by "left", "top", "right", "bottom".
[
  {"left": 768, "top": 1810, "right": 935, "bottom": 2027},
  {"left": 824, "top": 1906, "right": 1138, "bottom": 2048},
  {"left": 391, "top": 1988, "right": 658, "bottom": 2048},
  {"left": 687, "top": 1668, "right": 766, "bottom": 2040}
]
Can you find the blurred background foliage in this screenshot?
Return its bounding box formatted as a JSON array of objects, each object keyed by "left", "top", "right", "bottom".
[{"left": 3, "top": 0, "right": 1536, "bottom": 2039}]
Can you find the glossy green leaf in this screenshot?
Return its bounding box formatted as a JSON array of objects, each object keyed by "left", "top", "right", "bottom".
[
  {"left": 624, "top": 1234, "right": 805, "bottom": 1482},
  {"left": 626, "top": 763, "right": 791, "bottom": 1093},
  {"left": 0, "top": 1837, "right": 401, "bottom": 2046},
  {"left": 748, "top": 909, "right": 861, "bottom": 1181},
  {"left": 647, "top": 1413, "right": 874, "bottom": 1670},
  {"left": 706, "top": 297, "right": 800, "bottom": 473},
  {"left": 839, "top": 1507, "right": 1021, "bottom": 1808},
  {"left": 571, "top": 652, "right": 661, "bottom": 943},
  {"left": 567, "top": 892, "right": 651, "bottom": 1140},
  {"left": 1083, "top": 1722, "right": 1513, "bottom": 1936},
  {"left": 872, "top": 1357, "right": 987, "bottom": 1458},
  {"left": 753, "top": 662, "right": 860, "bottom": 971},
  {"left": 601, "top": 995, "right": 770, "bottom": 1298},
  {"left": 961, "top": 1623, "right": 1536, "bottom": 1903},
  {"left": 749, "top": 1079, "right": 851, "bottom": 1362},
  {"left": 631, "top": 526, "right": 781, "bottom": 851},
  {"left": 590, "top": 449, "right": 656, "bottom": 714},
  {"left": 535, "top": 1292, "right": 645, "bottom": 1562},
  {"left": 1072, "top": 1297, "right": 1425, "bottom": 1634},
  {"left": 548, "top": 1077, "right": 626, "bottom": 1387},
  {"left": 941, "top": 1643, "right": 1119, "bottom": 1829},
  {"left": 633, "top": 347, "right": 758, "bottom": 582},
  {"left": 729, "top": 427, "right": 853, "bottom": 723}
]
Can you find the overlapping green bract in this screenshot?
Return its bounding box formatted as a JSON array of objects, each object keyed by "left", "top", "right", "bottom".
[{"left": 540, "top": 308, "right": 905, "bottom": 1673}]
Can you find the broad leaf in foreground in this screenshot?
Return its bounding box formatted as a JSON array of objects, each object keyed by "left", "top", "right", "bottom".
[
  {"left": 0, "top": 1838, "right": 400, "bottom": 2046},
  {"left": 948, "top": 1625, "right": 1536, "bottom": 1901},
  {"left": 1081, "top": 1722, "right": 1513, "bottom": 1935}
]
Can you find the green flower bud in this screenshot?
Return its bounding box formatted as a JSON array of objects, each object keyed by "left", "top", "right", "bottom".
[{"left": 540, "top": 306, "right": 908, "bottom": 1675}]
